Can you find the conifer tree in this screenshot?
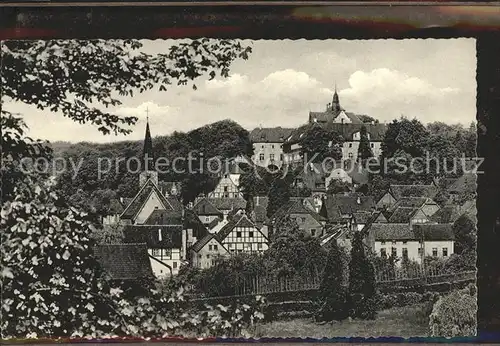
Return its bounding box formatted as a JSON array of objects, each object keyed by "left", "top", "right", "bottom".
[
  {"left": 316, "top": 240, "right": 347, "bottom": 321},
  {"left": 357, "top": 125, "right": 374, "bottom": 160},
  {"left": 347, "top": 232, "right": 377, "bottom": 320}
]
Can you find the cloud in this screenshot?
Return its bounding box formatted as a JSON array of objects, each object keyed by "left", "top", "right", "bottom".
[
  {"left": 115, "top": 101, "right": 175, "bottom": 120},
  {"left": 338, "top": 68, "right": 467, "bottom": 123}
]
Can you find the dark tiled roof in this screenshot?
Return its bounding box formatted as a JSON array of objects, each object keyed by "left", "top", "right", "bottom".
[
  {"left": 272, "top": 198, "right": 326, "bottom": 224},
  {"left": 353, "top": 211, "right": 373, "bottom": 224},
  {"left": 123, "top": 225, "right": 183, "bottom": 248},
  {"left": 309, "top": 110, "right": 364, "bottom": 125},
  {"left": 387, "top": 207, "right": 419, "bottom": 223},
  {"left": 285, "top": 122, "right": 387, "bottom": 144},
  {"left": 430, "top": 205, "right": 461, "bottom": 224},
  {"left": 206, "top": 197, "right": 247, "bottom": 211},
  {"left": 193, "top": 198, "right": 223, "bottom": 216},
  {"left": 121, "top": 179, "right": 180, "bottom": 220},
  {"left": 371, "top": 223, "right": 414, "bottom": 241},
  {"left": 206, "top": 217, "right": 222, "bottom": 230},
  {"left": 250, "top": 127, "right": 295, "bottom": 143},
  {"left": 390, "top": 197, "right": 429, "bottom": 210},
  {"left": 190, "top": 233, "right": 214, "bottom": 253},
  {"left": 323, "top": 193, "right": 375, "bottom": 222},
  {"left": 215, "top": 213, "right": 259, "bottom": 242},
  {"left": 144, "top": 209, "right": 183, "bottom": 225},
  {"left": 413, "top": 224, "right": 455, "bottom": 241},
  {"left": 94, "top": 243, "right": 153, "bottom": 280},
  {"left": 390, "top": 184, "right": 438, "bottom": 200},
  {"left": 183, "top": 209, "right": 210, "bottom": 239}
]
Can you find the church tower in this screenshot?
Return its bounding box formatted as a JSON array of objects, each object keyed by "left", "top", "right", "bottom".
[
  {"left": 139, "top": 117, "right": 158, "bottom": 187},
  {"left": 331, "top": 85, "right": 341, "bottom": 114}
]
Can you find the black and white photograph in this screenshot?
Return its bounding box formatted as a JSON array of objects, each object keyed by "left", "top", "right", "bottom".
[{"left": 1, "top": 38, "right": 478, "bottom": 339}]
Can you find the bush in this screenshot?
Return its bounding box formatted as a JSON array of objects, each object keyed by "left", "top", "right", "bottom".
[{"left": 429, "top": 284, "right": 477, "bottom": 337}]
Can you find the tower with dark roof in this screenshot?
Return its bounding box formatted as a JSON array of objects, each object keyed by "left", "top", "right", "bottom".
[
  {"left": 139, "top": 117, "right": 159, "bottom": 187},
  {"left": 331, "top": 86, "right": 341, "bottom": 114}
]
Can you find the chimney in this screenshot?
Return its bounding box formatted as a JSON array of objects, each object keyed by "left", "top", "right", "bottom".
[
  {"left": 357, "top": 197, "right": 361, "bottom": 204},
  {"left": 120, "top": 197, "right": 124, "bottom": 204},
  {"left": 256, "top": 196, "right": 260, "bottom": 206},
  {"left": 158, "top": 228, "right": 162, "bottom": 242}
]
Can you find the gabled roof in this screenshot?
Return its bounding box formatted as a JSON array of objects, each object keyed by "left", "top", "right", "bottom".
[
  {"left": 121, "top": 179, "right": 180, "bottom": 220},
  {"left": 447, "top": 173, "right": 476, "bottom": 195},
  {"left": 94, "top": 243, "right": 153, "bottom": 280},
  {"left": 371, "top": 223, "right": 414, "bottom": 241},
  {"left": 123, "top": 225, "right": 183, "bottom": 248},
  {"left": 353, "top": 211, "right": 373, "bottom": 224},
  {"left": 322, "top": 193, "right": 375, "bottom": 223},
  {"left": 309, "top": 110, "right": 364, "bottom": 125},
  {"left": 192, "top": 198, "right": 223, "bottom": 216},
  {"left": 206, "top": 197, "right": 247, "bottom": 211},
  {"left": 390, "top": 197, "right": 430, "bottom": 210},
  {"left": 250, "top": 127, "right": 294, "bottom": 143},
  {"left": 206, "top": 217, "right": 223, "bottom": 230},
  {"left": 215, "top": 213, "right": 261, "bottom": 242},
  {"left": 430, "top": 205, "right": 461, "bottom": 224},
  {"left": 144, "top": 209, "right": 183, "bottom": 225},
  {"left": 413, "top": 224, "right": 454, "bottom": 241},
  {"left": 390, "top": 184, "right": 438, "bottom": 200},
  {"left": 387, "top": 207, "right": 420, "bottom": 223},
  {"left": 190, "top": 233, "right": 228, "bottom": 253},
  {"left": 272, "top": 198, "right": 327, "bottom": 225}
]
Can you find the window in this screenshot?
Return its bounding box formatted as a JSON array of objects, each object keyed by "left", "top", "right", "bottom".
[
  {"left": 443, "top": 247, "right": 448, "bottom": 257},
  {"left": 271, "top": 145, "right": 275, "bottom": 149},
  {"left": 261, "top": 145, "right": 264, "bottom": 148},
  {"left": 349, "top": 143, "right": 353, "bottom": 148},
  {"left": 402, "top": 248, "right": 408, "bottom": 259},
  {"left": 280, "top": 154, "right": 284, "bottom": 161},
  {"left": 205, "top": 217, "right": 210, "bottom": 222},
  {"left": 348, "top": 153, "right": 353, "bottom": 159},
  {"left": 301, "top": 217, "right": 306, "bottom": 223},
  {"left": 259, "top": 153, "right": 265, "bottom": 161},
  {"left": 311, "top": 229, "right": 316, "bottom": 237},
  {"left": 270, "top": 154, "right": 275, "bottom": 161},
  {"left": 163, "top": 249, "right": 172, "bottom": 259},
  {"left": 173, "top": 262, "right": 177, "bottom": 269},
  {"left": 224, "top": 186, "right": 228, "bottom": 192},
  {"left": 236, "top": 231, "right": 242, "bottom": 238},
  {"left": 402, "top": 241, "right": 407, "bottom": 244},
  {"left": 371, "top": 143, "right": 374, "bottom": 148},
  {"left": 392, "top": 240, "right": 397, "bottom": 244},
  {"left": 249, "top": 231, "right": 254, "bottom": 238},
  {"left": 391, "top": 247, "right": 397, "bottom": 257},
  {"left": 211, "top": 260, "right": 216, "bottom": 266},
  {"left": 230, "top": 249, "right": 235, "bottom": 253},
  {"left": 432, "top": 248, "right": 438, "bottom": 257},
  {"left": 418, "top": 247, "right": 423, "bottom": 256},
  {"left": 213, "top": 244, "right": 218, "bottom": 251},
  {"left": 152, "top": 249, "right": 160, "bottom": 256},
  {"left": 208, "top": 245, "right": 212, "bottom": 251},
  {"left": 206, "top": 254, "right": 210, "bottom": 259},
  {"left": 381, "top": 241, "right": 386, "bottom": 245},
  {"left": 257, "top": 243, "right": 263, "bottom": 250},
  {"left": 380, "top": 248, "right": 387, "bottom": 257}
]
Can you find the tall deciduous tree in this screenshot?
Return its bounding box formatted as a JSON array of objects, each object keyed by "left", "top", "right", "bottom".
[
  {"left": 300, "top": 125, "right": 343, "bottom": 163},
  {"left": 266, "top": 176, "right": 291, "bottom": 218},
  {"left": 347, "top": 232, "right": 377, "bottom": 320}
]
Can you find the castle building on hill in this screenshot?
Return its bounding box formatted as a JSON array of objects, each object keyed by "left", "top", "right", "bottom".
[{"left": 283, "top": 89, "right": 387, "bottom": 164}]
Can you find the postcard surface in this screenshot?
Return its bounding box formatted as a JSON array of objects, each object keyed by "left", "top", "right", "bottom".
[{"left": 1, "top": 38, "right": 477, "bottom": 339}]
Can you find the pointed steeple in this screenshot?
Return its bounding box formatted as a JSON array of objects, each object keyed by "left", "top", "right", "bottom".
[
  {"left": 143, "top": 116, "right": 154, "bottom": 171},
  {"left": 331, "top": 84, "right": 341, "bottom": 113}
]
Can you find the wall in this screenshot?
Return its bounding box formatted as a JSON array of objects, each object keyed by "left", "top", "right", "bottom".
[
  {"left": 222, "top": 225, "right": 269, "bottom": 254},
  {"left": 135, "top": 190, "right": 167, "bottom": 224},
  {"left": 149, "top": 248, "right": 181, "bottom": 277},
  {"left": 252, "top": 142, "right": 285, "bottom": 168},
  {"left": 191, "top": 238, "right": 229, "bottom": 269},
  {"left": 198, "top": 214, "right": 220, "bottom": 225},
  {"left": 374, "top": 240, "right": 454, "bottom": 263},
  {"left": 208, "top": 175, "right": 242, "bottom": 199}
]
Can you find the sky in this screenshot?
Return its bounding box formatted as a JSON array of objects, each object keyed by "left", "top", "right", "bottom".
[{"left": 7, "top": 38, "right": 476, "bottom": 143}]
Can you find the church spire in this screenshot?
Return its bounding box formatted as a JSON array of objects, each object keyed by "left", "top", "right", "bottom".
[
  {"left": 331, "top": 84, "right": 341, "bottom": 113},
  {"left": 143, "top": 115, "right": 154, "bottom": 170}
]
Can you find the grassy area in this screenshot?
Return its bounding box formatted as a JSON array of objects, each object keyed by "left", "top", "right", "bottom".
[{"left": 251, "top": 304, "right": 430, "bottom": 338}]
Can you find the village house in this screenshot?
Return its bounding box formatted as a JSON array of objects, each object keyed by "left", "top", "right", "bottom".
[
  {"left": 191, "top": 197, "right": 223, "bottom": 228},
  {"left": 207, "top": 172, "right": 243, "bottom": 199},
  {"left": 250, "top": 127, "right": 294, "bottom": 169},
  {"left": 190, "top": 233, "right": 230, "bottom": 269},
  {"left": 94, "top": 243, "right": 154, "bottom": 281},
  {"left": 270, "top": 197, "right": 328, "bottom": 238},
  {"left": 320, "top": 193, "right": 376, "bottom": 227},
  {"left": 215, "top": 211, "right": 269, "bottom": 254},
  {"left": 383, "top": 196, "right": 441, "bottom": 226},
  {"left": 376, "top": 184, "right": 439, "bottom": 209},
  {"left": 366, "top": 223, "right": 454, "bottom": 264}
]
